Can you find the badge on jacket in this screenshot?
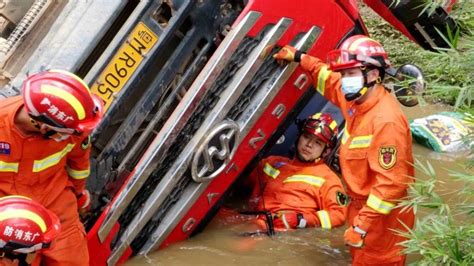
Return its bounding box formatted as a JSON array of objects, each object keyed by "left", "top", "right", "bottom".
[
  {"left": 0, "top": 142, "right": 11, "bottom": 155},
  {"left": 379, "top": 146, "right": 397, "bottom": 169},
  {"left": 336, "top": 191, "right": 349, "bottom": 206},
  {"left": 81, "top": 136, "right": 91, "bottom": 150}
]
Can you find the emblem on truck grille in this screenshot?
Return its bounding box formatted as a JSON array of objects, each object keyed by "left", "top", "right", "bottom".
[{"left": 191, "top": 120, "right": 240, "bottom": 182}]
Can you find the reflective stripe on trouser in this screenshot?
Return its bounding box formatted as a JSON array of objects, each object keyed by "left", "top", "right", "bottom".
[{"left": 348, "top": 198, "right": 414, "bottom": 264}]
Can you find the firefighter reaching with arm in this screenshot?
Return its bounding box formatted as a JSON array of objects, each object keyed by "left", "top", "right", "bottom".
[
  {"left": 0, "top": 70, "right": 103, "bottom": 266},
  {"left": 273, "top": 35, "right": 415, "bottom": 265},
  {"left": 248, "top": 112, "right": 347, "bottom": 232}
]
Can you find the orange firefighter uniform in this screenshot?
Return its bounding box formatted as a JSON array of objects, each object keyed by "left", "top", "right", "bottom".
[
  {"left": 0, "top": 96, "right": 89, "bottom": 266},
  {"left": 299, "top": 55, "right": 415, "bottom": 264},
  {"left": 249, "top": 155, "right": 347, "bottom": 230}
]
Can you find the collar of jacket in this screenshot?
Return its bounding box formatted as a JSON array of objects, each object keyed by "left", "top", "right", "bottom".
[
  {"left": 353, "top": 84, "right": 386, "bottom": 115},
  {"left": 290, "top": 157, "right": 322, "bottom": 167}
]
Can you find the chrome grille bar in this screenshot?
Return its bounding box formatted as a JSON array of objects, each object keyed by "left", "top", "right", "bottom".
[
  {"left": 106, "top": 17, "right": 292, "bottom": 266},
  {"left": 139, "top": 26, "right": 320, "bottom": 255},
  {"left": 97, "top": 11, "right": 262, "bottom": 244}
]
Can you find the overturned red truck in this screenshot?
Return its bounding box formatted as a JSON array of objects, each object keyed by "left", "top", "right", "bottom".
[{"left": 0, "top": 0, "right": 456, "bottom": 265}]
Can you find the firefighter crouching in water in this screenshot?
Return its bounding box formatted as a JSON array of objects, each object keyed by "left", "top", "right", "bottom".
[
  {"left": 0, "top": 196, "right": 61, "bottom": 266},
  {"left": 273, "top": 35, "right": 415, "bottom": 265},
  {"left": 0, "top": 70, "right": 103, "bottom": 265},
  {"left": 247, "top": 112, "right": 347, "bottom": 232}
]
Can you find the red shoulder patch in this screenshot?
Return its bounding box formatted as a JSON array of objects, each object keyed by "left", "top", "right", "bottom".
[{"left": 379, "top": 146, "right": 397, "bottom": 169}]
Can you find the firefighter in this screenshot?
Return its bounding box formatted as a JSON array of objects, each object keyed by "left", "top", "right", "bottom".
[
  {"left": 0, "top": 70, "right": 103, "bottom": 265},
  {"left": 0, "top": 195, "right": 61, "bottom": 266},
  {"left": 248, "top": 112, "right": 347, "bottom": 232},
  {"left": 273, "top": 35, "right": 415, "bottom": 265}
]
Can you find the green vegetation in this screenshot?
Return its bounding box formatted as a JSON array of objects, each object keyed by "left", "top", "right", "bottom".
[
  {"left": 361, "top": 1, "right": 474, "bottom": 265},
  {"left": 397, "top": 159, "right": 474, "bottom": 265},
  {"left": 363, "top": 0, "right": 473, "bottom": 108}
]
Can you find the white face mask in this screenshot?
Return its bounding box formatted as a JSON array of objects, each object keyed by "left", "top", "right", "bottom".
[{"left": 341, "top": 76, "right": 364, "bottom": 95}]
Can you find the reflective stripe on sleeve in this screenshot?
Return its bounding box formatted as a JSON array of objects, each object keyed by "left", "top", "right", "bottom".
[
  {"left": 0, "top": 161, "right": 19, "bottom": 173},
  {"left": 263, "top": 163, "right": 280, "bottom": 179},
  {"left": 67, "top": 167, "right": 90, "bottom": 179},
  {"left": 317, "top": 210, "right": 331, "bottom": 229},
  {"left": 349, "top": 135, "right": 373, "bottom": 149},
  {"left": 367, "top": 194, "right": 395, "bottom": 214},
  {"left": 33, "top": 144, "right": 75, "bottom": 172},
  {"left": 341, "top": 127, "right": 350, "bottom": 145},
  {"left": 284, "top": 175, "right": 325, "bottom": 187},
  {"left": 316, "top": 65, "right": 332, "bottom": 95}
]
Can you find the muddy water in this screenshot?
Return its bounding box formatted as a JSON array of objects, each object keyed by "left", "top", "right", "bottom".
[{"left": 126, "top": 103, "right": 472, "bottom": 265}]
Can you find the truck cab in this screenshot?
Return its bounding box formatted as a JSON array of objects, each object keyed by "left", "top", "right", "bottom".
[{"left": 0, "top": 0, "right": 456, "bottom": 265}]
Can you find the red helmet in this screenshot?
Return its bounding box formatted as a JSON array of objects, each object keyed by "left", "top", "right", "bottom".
[
  {"left": 301, "top": 112, "right": 338, "bottom": 147},
  {"left": 0, "top": 196, "right": 60, "bottom": 254},
  {"left": 22, "top": 70, "right": 104, "bottom": 135},
  {"left": 327, "top": 35, "right": 391, "bottom": 71}
]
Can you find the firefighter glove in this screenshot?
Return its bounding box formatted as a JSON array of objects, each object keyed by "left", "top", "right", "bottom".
[
  {"left": 344, "top": 226, "right": 366, "bottom": 248},
  {"left": 76, "top": 189, "right": 91, "bottom": 212},
  {"left": 273, "top": 212, "right": 307, "bottom": 230},
  {"left": 273, "top": 45, "right": 304, "bottom": 62}
]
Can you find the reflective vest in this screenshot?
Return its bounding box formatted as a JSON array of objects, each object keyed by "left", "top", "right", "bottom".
[
  {"left": 250, "top": 156, "right": 347, "bottom": 229},
  {"left": 0, "top": 96, "right": 90, "bottom": 222},
  {"left": 300, "top": 56, "right": 415, "bottom": 232}
]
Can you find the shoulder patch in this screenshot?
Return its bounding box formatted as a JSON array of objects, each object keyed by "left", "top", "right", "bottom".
[
  {"left": 81, "top": 135, "right": 91, "bottom": 150},
  {"left": 336, "top": 191, "right": 349, "bottom": 206},
  {"left": 379, "top": 146, "right": 397, "bottom": 169},
  {"left": 0, "top": 142, "right": 11, "bottom": 155},
  {"left": 273, "top": 161, "right": 286, "bottom": 169}
]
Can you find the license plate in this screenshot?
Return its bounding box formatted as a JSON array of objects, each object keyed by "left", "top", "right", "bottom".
[{"left": 91, "top": 22, "right": 158, "bottom": 111}]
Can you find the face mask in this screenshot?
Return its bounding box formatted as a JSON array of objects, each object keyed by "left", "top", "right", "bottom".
[{"left": 341, "top": 76, "right": 364, "bottom": 95}]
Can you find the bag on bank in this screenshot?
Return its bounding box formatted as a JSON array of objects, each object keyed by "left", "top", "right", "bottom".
[{"left": 410, "top": 112, "right": 473, "bottom": 153}]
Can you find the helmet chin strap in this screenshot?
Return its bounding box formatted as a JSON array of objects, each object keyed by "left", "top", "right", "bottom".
[
  {"left": 344, "top": 67, "right": 377, "bottom": 101},
  {"left": 42, "top": 130, "right": 57, "bottom": 139}
]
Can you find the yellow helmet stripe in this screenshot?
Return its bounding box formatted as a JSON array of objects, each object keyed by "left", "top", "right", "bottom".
[
  {"left": 0, "top": 209, "right": 47, "bottom": 232},
  {"left": 0, "top": 195, "right": 31, "bottom": 200},
  {"left": 312, "top": 113, "right": 322, "bottom": 119},
  {"left": 41, "top": 85, "right": 86, "bottom": 120},
  {"left": 329, "top": 120, "right": 337, "bottom": 130}
]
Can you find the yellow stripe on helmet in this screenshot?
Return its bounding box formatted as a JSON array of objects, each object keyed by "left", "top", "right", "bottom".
[
  {"left": 41, "top": 85, "right": 86, "bottom": 120},
  {"left": 0, "top": 195, "right": 31, "bottom": 200},
  {"left": 0, "top": 209, "right": 47, "bottom": 232},
  {"left": 312, "top": 113, "right": 322, "bottom": 119}
]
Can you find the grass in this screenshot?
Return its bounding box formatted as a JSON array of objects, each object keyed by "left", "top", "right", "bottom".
[{"left": 360, "top": 0, "right": 474, "bottom": 108}]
